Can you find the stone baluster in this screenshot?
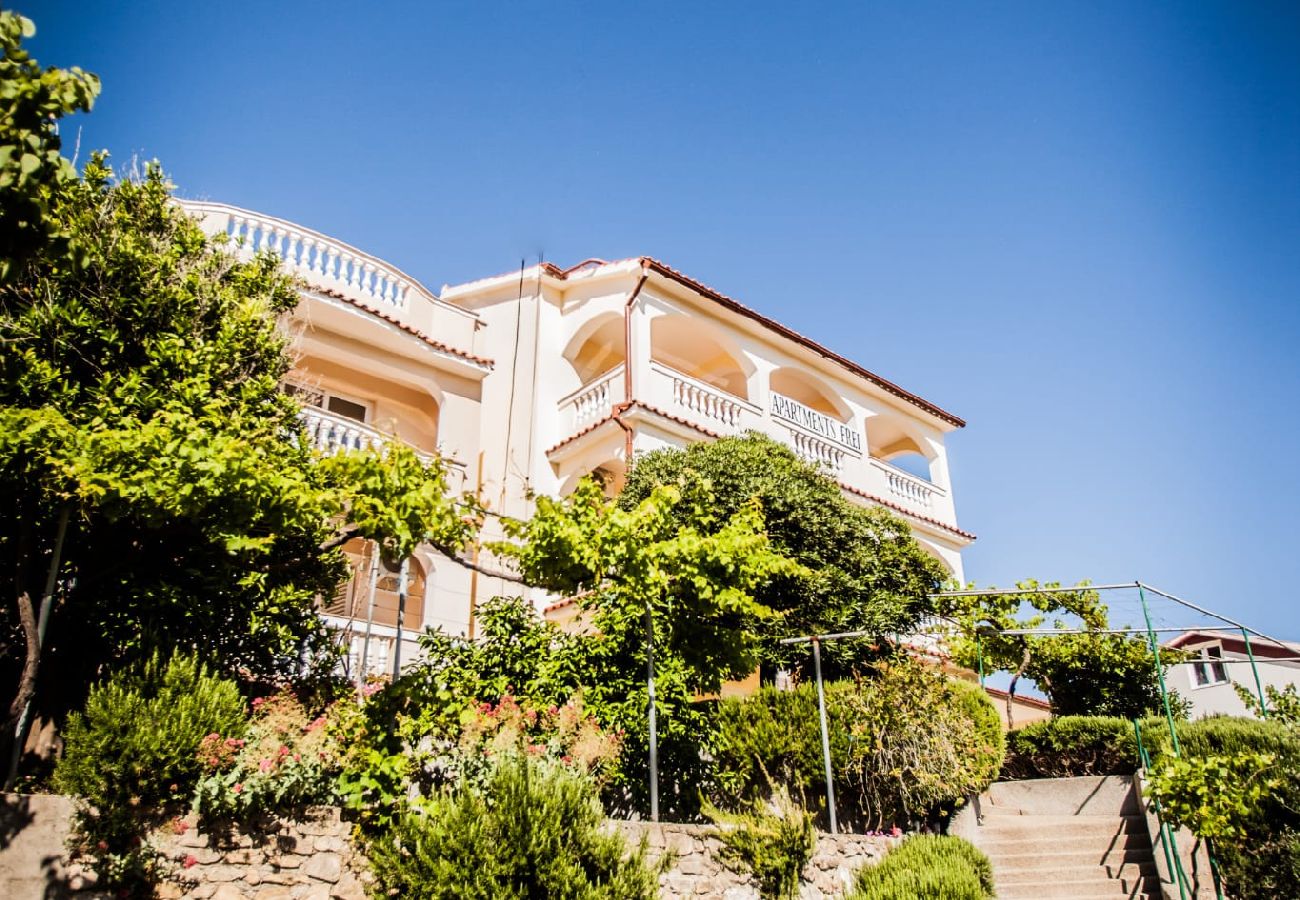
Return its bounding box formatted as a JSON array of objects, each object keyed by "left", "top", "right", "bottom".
[{"left": 361, "top": 262, "right": 376, "bottom": 302}]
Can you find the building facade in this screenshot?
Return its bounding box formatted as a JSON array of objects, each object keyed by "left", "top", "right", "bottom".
[
  {"left": 1165, "top": 629, "right": 1300, "bottom": 719},
  {"left": 183, "top": 201, "right": 974, "bottom": 673}
]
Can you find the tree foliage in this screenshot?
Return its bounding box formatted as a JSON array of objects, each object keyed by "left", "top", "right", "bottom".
[
  {"left": 941, "top": 581, "right": 1182, "bottom": 725},
  {"left": 712, "top": 657, "right": 1004, "bottom": 830},
  {"left": 0, "top": 11, "right": 99, "bottom": 280},
  {"left": 619, "top": 434, "right": 948, "bottom": 678},
  {"left": 0, "top": 19, "right": 481, "bottom": 768}
]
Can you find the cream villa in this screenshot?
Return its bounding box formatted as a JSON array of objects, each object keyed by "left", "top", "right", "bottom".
[{"left": 182, "top": 201, "right": 974, "bottom": 673}]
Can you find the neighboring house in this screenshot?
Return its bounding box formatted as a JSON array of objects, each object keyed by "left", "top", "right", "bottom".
[
  {"left": 1164, "top": 629, "right": 1300, "bottom": 719},
  {"left": 183, "top": 201, "right": 973, "bottom": 674}
]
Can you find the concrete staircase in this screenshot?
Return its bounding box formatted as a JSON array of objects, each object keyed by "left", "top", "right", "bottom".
[{"left": 954, "top": 776, "right": 1161, "bottom": 900}]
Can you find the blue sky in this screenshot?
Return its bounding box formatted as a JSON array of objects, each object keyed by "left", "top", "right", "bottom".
[{"left": 26, "top": 1, "right": 1300, "bottom": 635}]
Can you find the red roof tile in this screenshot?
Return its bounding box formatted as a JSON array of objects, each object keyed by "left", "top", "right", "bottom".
[
  {"left": 839, "top": 481, "right": 977, "bottom": 541},
  {"left": 307, "top": 287, "right": 494, "bottom": 369}
]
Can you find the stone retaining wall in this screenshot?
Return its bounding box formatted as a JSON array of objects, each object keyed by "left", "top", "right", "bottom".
[
  {"left": 613, "top": 822, "right": 898, "bottom": 899},
  {"left": 153, "top": 808, "right": 369, "bottom": 900},
  {"left": 1, "top": 794, "right": 898, "bottom": 899}
]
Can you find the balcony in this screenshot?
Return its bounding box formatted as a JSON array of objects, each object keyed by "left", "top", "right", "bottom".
[
  {"left": 180, "top": 201, "right": 481, "bottom": 353},
  {"left": 866, "top": 457, "right": 945, "bottom": 515},
  {"left": 644, "top": 361, "right": 758, "bottom": 433},
  {"left": 300, "top": 406, "right": 466, "bottom": 490},
  {"left": 558, "top": 364, "right": 624, "bottom": 430}
]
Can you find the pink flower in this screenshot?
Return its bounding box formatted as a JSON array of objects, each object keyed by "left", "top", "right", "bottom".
[
  {"left": 362, "top": 682, "right": 383, "bottom": 697},
  {"left": 96, "top": 840, "right": 108, "bottom": 852},
  {"left": 293, "top": 753, "right": 301, "bottom": 762},
  {"left": 183, "top": 854, "right": 198, "bottom": 869},
  {"left": 547, "top": 705, "right": 559, "bottom": 716},
  {"left": 252, "top": 696, "right": 265, "bottom": 708},
  {"left": 306, "top": 715, "right": 327, "bottom": 732},
  {"left": 233, "top": 783, "right": 243, "bottom": 794},
  {"left": 889, "top": 826, "right": 902, "bottom": 837},
  {"left": 205, "top": 732, "right": 220, "bottom": 741},
  {"left": 258, "top": 758, "right": 273, "bottom": 773},
  {"left": 277, "top": 745, "right": 290, "bottom": 757}
]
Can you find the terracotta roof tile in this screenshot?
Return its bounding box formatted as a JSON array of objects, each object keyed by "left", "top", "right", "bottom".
[
  {"left": 307, "top": 287, "right": 494, "bottom": 368},
  {"left": 839, "top": 481, "right": 977, "bottom": 541}
]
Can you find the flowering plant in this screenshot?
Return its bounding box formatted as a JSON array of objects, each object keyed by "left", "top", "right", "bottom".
[
  {"left": 191, "top": 689, "right": 344, "bottom": 821},
  {"left": 418, "top": 692, "right": 621, "bottom": 792}
]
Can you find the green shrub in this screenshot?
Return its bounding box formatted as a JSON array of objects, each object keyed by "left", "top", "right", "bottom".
[
  {"left": 367, "top": 756, "right": 665, "bottom": 899},
  {"left": 705, "top": 786, "right": 816, "bottom": 900},
  {"left": 712, "top": 658, "right": 1005, "bottom": 829},
  {"left": 1002, "top": 716, "right": 1140, "bottom": 779},
  {"left": 53, "top": 651, "right": 246, "bottom": 887},
  {"left": 1143, "top": 715, "right": 1300, "bottom": 900},
  {"left": 848, "top": 835, "right": 994, "bottom": 900}
]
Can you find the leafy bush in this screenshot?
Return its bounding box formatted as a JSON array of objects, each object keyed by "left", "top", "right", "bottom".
[
  {"left": 712, "top": 657, "right": 1005, "bottom": 829},
  {"left": 1002, "top": 716, "right": 1140, "bottom": 779},
  {"left": 192, "top": 688, "right": 344, "bottom": 822},
  {"left": 53, "top": 651, "right": 245, "bottom": 886},
  {"left": 367, "top": 756, "right": 665, "bottom": 899},
  {"left": 1141, "top": 715, "right": 1300, "bottom": 900},
  {"left": 705, "top": 786, "right": 816, "bottom": 900},
  {"left": 848, "top": 835, "right": 994, "bottom": 900}
]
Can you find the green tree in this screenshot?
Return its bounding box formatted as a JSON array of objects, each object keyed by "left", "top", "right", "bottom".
[
  {"left": 0, "top": 11, "right": 99, "bottom": 279},
  {"left": 619, "top": 433, "right": 947, "bottom": 679},
  {"left": 0, "top": 157, "right": 478, "bottom": 773},
  {"left": 494, "top": 477, "right": 803, "bottom": 816},
  {"left": 941, "top": 581, "right": 1180, "bottom": 726}
]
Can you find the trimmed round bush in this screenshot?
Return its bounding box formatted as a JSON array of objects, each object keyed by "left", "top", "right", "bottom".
[
  {"left": 849, "top": 835, "right": 994, "bottom": 900},
  {"left": 1001, "top": 715, "right": 1140, "bottom": 779}
]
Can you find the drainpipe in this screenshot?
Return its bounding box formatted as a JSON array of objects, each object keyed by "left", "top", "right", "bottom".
[{"left": 614, "top": 260, "right": 651, "bottom": 463}]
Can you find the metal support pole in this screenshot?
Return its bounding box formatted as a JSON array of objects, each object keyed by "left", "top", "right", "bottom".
[
  {"left": 1240, "top": 628, "right": 1269, "bottom": 719},
  {"left": 357, "top": 547, "right": 380, "bottom": 689},
  {"left": 391, "top": 556, "right": 409, "bottom": 680},
  {"left": 1206, "top": 836, "right": 1226, "bottom": 900},
  {"left": 976, "top": 634, "right": 985, "bottom": 688},
  {"left": 646, "top": 603, "right": 659, "bottom": 822},
  {"left": 1138, "top": 584, "right": 1180, "bottom": 756},
  {"left": 812, "top": 638, "right": 838, "bottom": 834}
]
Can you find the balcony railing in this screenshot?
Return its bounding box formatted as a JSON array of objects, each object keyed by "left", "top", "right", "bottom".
[
  {"left": 785, "top": 428, "right": 846, "bottom": 473},
  {"left": 179, "top": 201, "right": 483, "bottom": 354},
  {"left": 869, "top": 457, "right": 940, "bottom": 511},
  {"left": 650, "top": 361, "right": 749, "bottom": 429},
  {"left": 183, "top": 201, "right": 428, "bottom": 311},
  {"left": 301, "top": 407, "right": 394, "bottom": 456},
  {"left": 558, "top": 365, "right": 623, "bottom": 430}
]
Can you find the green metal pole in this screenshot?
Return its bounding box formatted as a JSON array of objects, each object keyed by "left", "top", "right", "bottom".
[
  {"left": 1206, "top": 837, "right": 1226, "bottom": 900},
  {"left": 976, "top": 633, "right": 985, "bottom": 688},
  {"left": 1138, "top": 584, "right": 1180, "bottom": 756},
  {"left": 1136, "top": 720, "right": 1182, "bottom": 899},
  {"left": 1240, "top": 627, "right": 1269, "bottom": 719}
]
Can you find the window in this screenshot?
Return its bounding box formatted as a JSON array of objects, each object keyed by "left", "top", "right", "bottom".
[
  {"left": 326, "top": 395, "right": 368, "bottom": 423},
  {"left": 282, "top": 380, "right": 370, "bottom": 423},
  {"left": 1192, "top": 645, "right": 1229, "bottom": 687}
]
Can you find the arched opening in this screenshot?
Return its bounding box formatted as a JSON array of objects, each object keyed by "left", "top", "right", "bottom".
[
  {"left": 866, "top": 415, "right": 935, "bottom": 482},
  {"left": 769, "top": 368, "right": 851, "bottom": 421},
  {"left": 563, "top": 313, "right": 625, "bottom": 385},
  {"left": 650, "top": 315, "right": 750, "bottom": 399},
  {"left": 324, "top": 539, "right": 427, "bottom": 630}
]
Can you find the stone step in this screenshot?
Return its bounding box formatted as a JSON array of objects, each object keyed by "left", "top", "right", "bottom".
[
  {"left": 985, "top": 848, "right": 1155, "bottom": 872},
  {"left": 994, "top": 874, "right": 1160, "bottom": 899},
  {"left": 995, "top": 860, "right": 1157, "bottom": 885},
  {"left": 978, "top": 829, "right": 1152, "bottom": 854}
]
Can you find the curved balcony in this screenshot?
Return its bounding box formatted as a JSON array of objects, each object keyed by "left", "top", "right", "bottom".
[{"left": 179, "top": 200, "right": 481, "bottom": 353}]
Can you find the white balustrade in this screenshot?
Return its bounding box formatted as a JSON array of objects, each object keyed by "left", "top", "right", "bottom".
[
  {"left": 788, "top": 429, "right": 845, "bottom": 472},
  {"left": 559, "top": 366, "right": 623, "bottom": 430},
  {"left": 300, "top": 407, "right": 388, "bottom": 456},
  {"left": 222, "top": 210, "right": 411, "bottom": 310},
  {"left": 871, "top": 459, "right": 937, "bottom": 510},
  {"left": 667, "top": 370, "right": 744, "bottom": 428},
  {"left": 180, "top": 202, "right": 428, "bottom": 314}
]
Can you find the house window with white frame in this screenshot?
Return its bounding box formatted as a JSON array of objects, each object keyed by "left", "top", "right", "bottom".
[{"left": 1192, "top": 644, "right": 1229, "bottom": 687}]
